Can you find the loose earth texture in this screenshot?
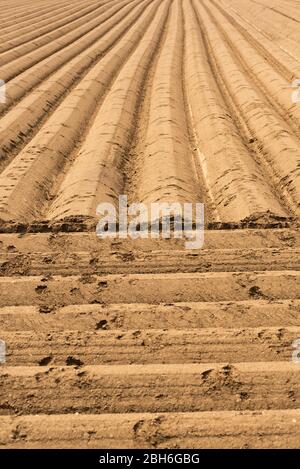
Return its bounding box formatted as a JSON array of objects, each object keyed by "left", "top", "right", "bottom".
[{"left": 0, "top": 0, "right": 300, "bottom": 449}]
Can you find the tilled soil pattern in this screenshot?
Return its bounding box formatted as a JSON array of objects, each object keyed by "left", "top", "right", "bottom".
[{"left": 0, "top": 0, "right": 300, "bottom": 449}]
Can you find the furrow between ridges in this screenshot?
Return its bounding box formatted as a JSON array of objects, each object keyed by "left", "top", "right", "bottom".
[{"left": 124, "top": 0, "right": 203, "bottom": 212}]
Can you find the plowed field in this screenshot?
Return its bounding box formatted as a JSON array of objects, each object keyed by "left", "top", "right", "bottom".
[{"left": 0, "top": 0, "right": 300, "bottom": 449}]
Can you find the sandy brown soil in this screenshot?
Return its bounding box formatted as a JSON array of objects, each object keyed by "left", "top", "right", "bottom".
[{"left": 0, "top": 0, "right": 300, "bottom": 449}]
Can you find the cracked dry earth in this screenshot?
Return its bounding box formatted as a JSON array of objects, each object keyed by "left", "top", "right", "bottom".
[{"left": 0, "top": 0, "right": 300, "bottom": 449}]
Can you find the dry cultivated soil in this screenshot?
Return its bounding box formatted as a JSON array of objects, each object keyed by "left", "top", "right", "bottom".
[{"left": 0, "top": 0, "right": 300, "bottom": 449}]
